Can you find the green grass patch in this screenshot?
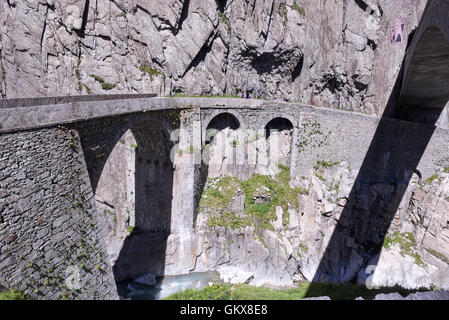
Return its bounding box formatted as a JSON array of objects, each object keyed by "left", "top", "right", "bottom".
[
  {"left": 139, "top": 65, "right": 165, "bottom": 80},
  {"left": 282, "top": 209, "right": 290, "bottom": 226},
  {"left": 314, "top": 160, "right": 341, "bottom": 170},
  {"left": 314, "top": 171, "right": 326, "bottom": 182},
  {"left": 279, "top": 3, "right": 288, "bottom": 24},
  {"left": 163, "top": 284, "right": 232, "bottom": 300},
  {"left": 178, "top": 146, "right": 196, "bottom": 155},
  {"left": 0, "top": 288, "right": 29, "bottom": 300},
  {"left": 201, "top": 166, "right": 307, "bottom": 231},
  {"left": 218, "top": 12, "right": 231, "bottom": 32},
  {"left": 330, "top": 180, "right": 340, "bottom": 193},
  {"left": 163, "top": 282, "right": 429, "bottom": 300},
  {"left": 424, "top": 174, "right": 439, "bottom": 185},
  {"left": 298, "top": 243, "right": 309, "bottom": 257},
  {"left": 292, "top": 1, "right": 305, "bottom": 16},
  {"left": 200, "top": 176, "right": 241, "bottom": 210},
  {"left": 90, "top": 74, "right": 115, "bottom": 90},
  {"left": 254, "top": 233, "right": 268, "bottom": 250},
  {"left": 101, "top": 82, "right": 116, "bottom": 90},
  {"left": 207, "top": 212, "right": 252, "bottom": 230},
  {"left": 383, "top": 231, "right": 424, "bottom": 266},
  {"left": 90, "top": 74, "right": 104, "bottom": 83},
  {"left": 82, "top": 83, "right": 92, "bottom": 95},
  {"left": 240, "top": 175, "right": 279, "bottom": 230}
]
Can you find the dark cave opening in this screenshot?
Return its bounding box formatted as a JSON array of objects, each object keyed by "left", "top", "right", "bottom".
[
  {"left": 216, "top": 0, "right": 228, "bottom": 13},
  {"left": 292, "top": 56, "right": 304, "bottom": 83}
]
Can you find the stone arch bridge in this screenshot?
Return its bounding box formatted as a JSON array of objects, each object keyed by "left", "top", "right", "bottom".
[
  {"left": 0, "top": 94, "right": 316, "bottom": 299},
  {"left": 0, "top": 0, "right": 449, "bottom": 300},
  {"left": 1, "top": 92, "right": 449, "bottom": 299}
]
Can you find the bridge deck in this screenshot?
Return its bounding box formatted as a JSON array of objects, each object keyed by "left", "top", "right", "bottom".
[{"left": 0, "top": 94, "right": 443, "bottom": 135}]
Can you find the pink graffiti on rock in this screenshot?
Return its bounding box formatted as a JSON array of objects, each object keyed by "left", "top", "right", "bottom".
[{"left": 390, "top": 18, "right": 405, "bottom": 43}]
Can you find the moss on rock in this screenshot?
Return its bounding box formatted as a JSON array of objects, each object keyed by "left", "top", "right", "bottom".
[{"left": 200, "top": 166, "right": 307, "bottom": 231}]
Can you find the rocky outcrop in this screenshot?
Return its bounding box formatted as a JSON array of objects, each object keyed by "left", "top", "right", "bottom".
[
  {"left": 311, "top": 290, "right": 449, "bottom": 300},
  {"left": 372, "top": 290, "right": 449, "bottom": 300},
  {"left": 358, "top": 171, "right": 449, "bottom": 289},
  {"left": 0, "top": 0, "right": 432, "bottom": 115}
]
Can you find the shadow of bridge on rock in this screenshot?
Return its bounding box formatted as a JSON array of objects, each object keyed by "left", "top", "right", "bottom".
[{"left": 305, "top": 5, "right": 449, "bottom": 295}]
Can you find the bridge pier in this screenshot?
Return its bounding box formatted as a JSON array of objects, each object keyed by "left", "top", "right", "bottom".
[{"left": 165, "top": 109, "right": 203, "bottom": 275}]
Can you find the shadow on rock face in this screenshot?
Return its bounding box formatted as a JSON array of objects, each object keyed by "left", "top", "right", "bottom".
[{"left": 306, "top": 16, "right": 449, "bottom": 294}]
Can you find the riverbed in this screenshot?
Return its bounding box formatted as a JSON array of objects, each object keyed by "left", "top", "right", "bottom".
[{"left": 117, "top": 271, "right": 222, "bottom": 300}]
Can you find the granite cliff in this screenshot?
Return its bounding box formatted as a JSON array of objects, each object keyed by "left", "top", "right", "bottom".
[{"left": 0, "top": 0, "right": 430, "bottom": 115}]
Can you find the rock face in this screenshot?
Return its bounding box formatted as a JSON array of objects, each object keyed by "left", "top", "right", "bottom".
[
  {"left": 184, "top": 129, "right": 449, "bottom": 290},
  {"left": 373, "top": 290, "right": 449, "bottom": 300},
  {"left": 0, "top": 0, "right": 434, "bottom": 115}
]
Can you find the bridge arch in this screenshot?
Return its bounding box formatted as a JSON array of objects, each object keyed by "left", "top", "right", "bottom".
[
  {"left": 264, "top": 116, "right": 295, "bottom": 139},
  {"left": 202, "top": 111, "right": 243, "bottom": 144},
  {"left": 76, "top": 112, "right": 177, "bottom": 282},
  {"left": 398, "top": 0, "right": 449, "bottom": 123}
]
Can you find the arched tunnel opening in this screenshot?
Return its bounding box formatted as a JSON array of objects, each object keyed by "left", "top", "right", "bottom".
[
  {"left": 195, "top": 112, "right": 242, "bottom": 220},
  {"left": 264, "top": 117, "right": 293, "bottom": 139},
  {"left": 204, "top": 112, "right": 241, "bottom": 173}
]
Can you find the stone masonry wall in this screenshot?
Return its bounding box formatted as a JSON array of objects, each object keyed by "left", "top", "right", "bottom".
[{"left": 0, "top": 126, "right": 117, "bottom": 300}]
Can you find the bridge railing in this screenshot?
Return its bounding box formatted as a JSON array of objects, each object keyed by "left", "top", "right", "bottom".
[{"left": 0, "top": 93, "right": 158, "bottom": 109}]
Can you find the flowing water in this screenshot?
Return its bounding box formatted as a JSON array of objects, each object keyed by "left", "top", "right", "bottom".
[{"left": 117, "top": 271, "right": 222, "bottom": 300}]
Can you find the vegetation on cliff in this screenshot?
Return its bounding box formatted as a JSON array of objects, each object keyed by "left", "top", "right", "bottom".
[
  {"left": 200, "top": 165, "right": 308, "bottom": 231},
  {"left": 383, "top": 231, "right": 425, "bottom": 266},
  {"left": 0, "top": 288, "right": 29, "bottom": 300}
]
